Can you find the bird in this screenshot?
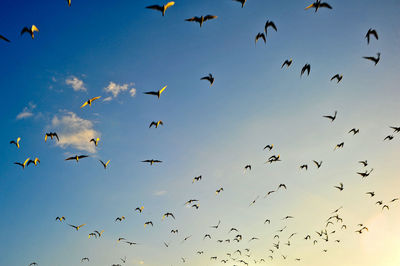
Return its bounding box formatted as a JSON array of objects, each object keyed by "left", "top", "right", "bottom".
[
  {"left": 90, "top": 138, "right": 100, "bottom": 146},
  {"left": 365, "top": 28, "right": 378, "bottom": 44},
  {"left": 125, "top": 241, "right": 137, "bottom": 246},
  {"left": 10, "top": 137, "right": 21, "bottom": 148},
  {"left": 278, "top": 184, "right": 287, "bottom": 190},
  {"left": 99, "top": 160, "right": 110, "bottom": 169},
  {"left": 171, "top": 229, "right": 178, "bottom": 234},
  {"left": 233, "top": 0, "right": 247, "bottom": 8},
  {"left": 185, "top": 15, "right": 218, "bottom": 27},
  {"left": 144, "top": 221, "right": 154, "bottom": 227},
  {"left": 363, "top": 53, "right": 381, "bottom": 65},
  {"left": 255, "top": 32, "right": 266, "bottom": 45},
  {"left": 264, "top": 20, "right": 277, "bottom": 34},
  {"left": 244, "top": 164, "right": 251, "bottom": 171},
  {"left": 135, "top": 206, "right": 144, "bottom": 213},
  {"left": 376, "top": 201, "right": 383, "bottom": 205},
  {"left": 65, "top": 155, "right": 89, "bottom": 162},
  {"left": 216, "top": 188, "right": 224, "bottom": 195},
  {"left": 88, "top": 233, "right": 97, "bottom": 239},
  {"left": 384, "top": 135, "right": 394, "bottom": 141},
  {"left": 355, "top": 227, "right": 368, "bottom": 234},
  {"left": 264, "top": 219, "right": 271, "bottom": 224},
  {"left": 390, "top": 126, "right": 400, "bottom": 133},
  {"left": 146, "top": 1, "right": 175, "bottom": 16},
  {"left": 55, "top": 216, "right": 66, "bottom": 222},
  {"left": 192, "top": 175, "right": 202, "bottom": 183},
  {"left": 142, "top": 159, "right": 162, "bottom": 165},
  {"left": 68, "top": 223, "right": 86, "bottom": 231},
  {"left": 331, "top": 74, "right": 343, "bottom": 83},
  {"left": 334, "top": 183, "right": 344, "bottom": 191},
  {"left": 0, "top": 34, "right": 10, "bottom": 42},
  {"left": 14, "top": 158, "right": 30, "bottom": 169},
  {"left": 349, "top": 128, "right": 360, "bottom": 135},
  {"left": 211, "top": 220, "right": 221, "bottom": 229},
  {"left": 323, "top": 111, "right": 337, "bottom": 122},
  {"left": 249, "top": 196, "right": 259, "bottom": 206},
  {"left": 27, "top": 157, "right": 40, "bottom": 166},
  {"left": 81, "top": 258, "right": 89, "bottom": 262},
  {"left": 390, "top": 198, "right": 399, "bottom": 203},
  {"left": 264, "top": 144, "right": 274, "bottom": 151},
  {"left": 357, "top": 169, "right": 373, "bottom": 178},
  {"left": 185, "top": 199, "right": 199, "bottom": 205},
  {"left": 305, "top": 0, "right": 332, "bottom": 12},
  {"left": 21, "top": 25, "right": 39, "bottom": 39},
  {"left": 94, "top": 230, "right": 104, "bottom": 237},
  {"left": 382, "top": 205, "right": 390, "bottom": 211},
  {"left": 358, "top": 160, "right": 368, "bottom": 167},
  {"left": 144, "top": 85, "right": 167, "bottom": 99},
  {"left": 45, "top": 132, "right": 59, "bottom": 142},
  {"left": 115, "top": 216, "right": 125, "bottom": 222},
  {"left": 283, "top": 216, "right": 294, "bottom": 220},
  {"left": 149, "top": 120, "right": 163, "bottom": 128},
  {"left": 191, "top": 204, "right": 200, "bottom": 209},
  {"left": 203, "top": 234, "right": 211, "bottom": 240},
  {"left": 281, "top": 59, "right": 292, "bottom": 68},
  {"left": 80, "top": 96, "right": 101, "bottom": 108},
  {"left": 162, "top": 212, "right": 175, "bottom": 220},
  {"left": 300, "top": 164, "right": 308, "bottom": 170},
  {"left": 301, "top": 64, "right": 311, "bottom": 77},
  {"left": 313, "top": 160, "right": 322, "bottom": 168},
  {"left": 29, "top": 263, "right": 38, "bottom": 266},
  {"left": 201, "top": 73, "right": 214, "bottom": 86},
  {"left": 163, "top": 242, "right": 169, "bottom": 247},
  {"left": 334, "top": 142, "right": 344, "bottom": 150}
]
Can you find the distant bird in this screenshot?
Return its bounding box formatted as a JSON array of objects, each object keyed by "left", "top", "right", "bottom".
[
  {"left": 366, "top": 192, "right": 375, "bottom": 197},
  {"left": 376, "top": 201, "right": 383, "bottom": 205},
  {"left": 265, "top": 20, "right": 277, "bottom": 34},
  {"left": 29, "top": 263, "right": 38, "bottom": 266},
  {"left": 390, "top": 198, "right": 399, "bottom": 203},
  {"left": 244, "top": 164, "right": 252, "bottom": 171},
  {"left": 163, "top": 242, "right": 169, "bottom": 247},
  {"left": 55, "top": 216, "right": 66, "bottom": 222},
  {"left": 300, "top": 164, "right": 308, "bottom": 170},
  {"left": 99, "top": 160, "right": 110, "bottom": 169},
  {"left": 115, "top": 216, "right": 125, "bottom": 222},
  {"left": 201, "top": 73, "right": 214, "bottom": 86},
  {"left": 149, "top": 120, "right": 163, "bottom": 128},
  {"left": 81, "top": 257, "right": 89, "bottom": 262},
  {"left": 125, "top": 241, "right": 137, "bottom": 246},
  {"left": 68, "top": 223, "right": 86, "bottom": 231},
  {"left": 144, "top": 221, "right": 153, "bottom": 227},
  {"left": 323, "top": 111, "right": 337, "bottom": 122},
  {"left": 21, "top": 25, "right": 39, "bottom": 39},
  {"left": 334, "top": 183, "right": 344, "bottom": 191},
  {"left": 331, "top": 74, "right": 343, "bottom": 83},
  {"left": 384, "top": 135, "right": 394, "bottom": 141},
  {"left": 363, "top": 53, "right": 380, "bottom": 65},
  {"left": 192, "top": 204, "right": 200, "bottom": 209},
  {"left": 249, "top": 196, "right": 259, "bottom": 206},
  {"left": 355, "top": 227, "right": 368, "bottom": 234},
  {"left": 382, "top": 205, "right": 389, "bottom": 211},
  {"left": 27, "top": 157, "right": 40, "bottom": 166},
  {"left": 146, "top": 1, "right": 175, "bottom": 16},
  {"left": 204, "top": 234, "right": 211, "bottom": 239},
  {"left": 349, "top": 128, "right": 360, "bottom": 135},
  {"left": 301, "top": 64, "right": 311, "bottom": 77},
  {"left": 142, "top": 159, "right": 162, "bottom": 165},
  {"left": 390, "top": 126, "right": 400, "bottom": 133},
  {"left": 65, "top": 155, "right": 89, "bottom": 162},
  {"left": 281, "top": 59, "right": 292, "bottom": 68},
  {"left": 90, "top": 137, "right": 100, "bottom": 146},
  {"left": 264, "top": 144, "right": 274, "bottom": 151},
  {"left": 216, "top": 188, "right": 224, "bottom": 195},
  {"left": 305, "top": 0, "right": 332, "bottom": 12},
  {"left": 278, "top": 184, "right": 287, "bottom": 190},
  {"left": 171, "top": 229, "right": 178, "bottom": 234},
  {"left": 192, "top": 175, "right": 202, "bottom": 183},
  {"left": 0, "top": 34, "right": 10, "bottom": 42},
  {"left": 264, "top": 219, "right": 271, "bottom": 224},
  {"left": 283, "top": 216, "right": 294, "bottom": 220},
  {"left": 255, "top": 32, "right": 266, "bottom": 45},
  {"left": 365, "top": 29, "right": 378, "bottom": 44},
  {"left": 144, "top": 85, "right": 167, "bottom": 99},
  {"left": 14, "top": 158, "right": 30, "bottom": 169},
  {"left": 334, "top": 142, "right": 344, "bottom": 150},
  {"left": 10, "top": 137, "right": 21, "bottom": 148},
  {"left": 211, "top": 220, "right": 221, "bottom": 229},
  {"left": 45, "top": 132, "right": 59, "bottom": 142},
  {"left": 162, "top": 212, "right": 175, "bottom": 220},
  {"left": 358, "top": 160, "right": 368, "bottom": 167},
  {"left": 185, "top": 199, "right": 198, "bottom": 205},
  {"left": 233, "top": 0, "right": 247, "bottom": 8},
  {"left": 80, "top": 96, "right": 101, "bottom": 108},
  {"left": 313, "top": 160, "right": 322, "bottom": 168},
  {"left": 357, "top": 169, "right": 373, "bottom": 178},
  {"left": 135, "top": 206, "right": 144, "bottom": 213},
  {"left": 185, "top": 15, "right": 218, "bottom": 27}
]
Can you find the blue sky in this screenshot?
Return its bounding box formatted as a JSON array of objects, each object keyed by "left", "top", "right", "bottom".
[{"left": 1, "top": 0, "right": 400, "bottom": 265}]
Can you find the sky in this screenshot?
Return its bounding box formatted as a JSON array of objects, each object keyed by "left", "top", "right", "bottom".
[{"left": 1, "top": 0, "right": 400, "bottom": 265}]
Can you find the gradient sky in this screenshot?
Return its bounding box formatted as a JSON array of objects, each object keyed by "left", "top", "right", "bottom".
[{"left": 1, "top": 0, "right": 400, "bottom": 265}]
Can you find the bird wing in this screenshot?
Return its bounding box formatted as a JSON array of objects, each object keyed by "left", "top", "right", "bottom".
[
  {"left": 204, "top": 15, "right": 218, "bottom": 21},
  {"left": 165, "top": 1, "right": 175, "bottom": 10},
  {"left": 149, "top": 122, "right": 156, "bottom": 128},
  {"left": 80, "top": 101, "right": 88, "bottom": 108},
  {"left": 21, "top": 27, "right": 30, "bottom": 36},
  {"left": 159, "top": 85, "right": 167, "bottom": 94},
  {"left": 90, "top": 96, "right": 101, "bottom": 102},
  {"left": 320, "top": 3, "right": 332, "bottom": 9},
  {"left": 268, "top": 22, "right": 277, "bottom": 31},
  {"left": 305, "top": 3, "right": 315, "bottom": 10},
  {"left": 146, "top": 5, "right": 163, "bottom": 11},
  {"left": 78, "top": 155, "right": 89, "bottom": 159},
  {"left": 31, "top": 25, "right": 39, "bottom": 33},
  {"left": 0, "top": 35, "right": 10, "bottom": 42},
  {"left": 144, "top": 91, "right": 158, "bottom": 95},
  {"left": 185, "top": 17, "right": 201, "bottom": 22},
  {"left": 65, "top": 156, "right": 75, "bottom": 161}
]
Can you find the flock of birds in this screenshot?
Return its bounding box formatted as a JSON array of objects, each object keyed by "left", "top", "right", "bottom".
[{"left": 4, "top": 0, "right": 399, "bottom": 266}]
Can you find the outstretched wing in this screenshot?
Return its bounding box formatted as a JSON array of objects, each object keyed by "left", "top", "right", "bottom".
[
  {"left": 164, "top": 1, "right": 175, "bottom": 10},
  {"left": 146, "top": 5, "right": 163, "bottom": 12},
  {"left": 0, "top": 35, "right": 10, "bottom": 42},
  {"left": 204, "top": 15, "right": 218, "bottom": 21},
  {"left": 186, "top": 17, "right": 201, "bottom": 22}
]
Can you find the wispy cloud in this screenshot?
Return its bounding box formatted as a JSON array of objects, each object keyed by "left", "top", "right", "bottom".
[
  {"left": 104, "top": 82, "right": 136, "bottom": 99},
  {"left": 49, "top": 111, "right": 100, "bottom": 153},
  {"left": 16, "top": 102, "right": 36, "bottom": 120},
  {"left": 66, "top": 76, "right": 86, "bottom": 92},
  {"left": 102, "top": 96, "right": 113, "bottom": 102},
  {"left": 153, "top": 190, "right": 167, "bottom": 196}
]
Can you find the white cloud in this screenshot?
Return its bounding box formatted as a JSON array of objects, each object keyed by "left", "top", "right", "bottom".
[
  {"left": 104, "top": 82, "right": 136, "bottom": 98},
  {"left": 102, "top": 96, "right": 113, "bottom": 102},
  {"left": 66, "top": 76, "right": 86, "bottom": 92},
  {"left": 16, "top": 102, "right": 36, "bottom": 120},
  {"left": 50, "top": 111, "right": 100, "bottom": 153},
  {"left": 153, "top": 190, "right": 167, "bottom": 196}
]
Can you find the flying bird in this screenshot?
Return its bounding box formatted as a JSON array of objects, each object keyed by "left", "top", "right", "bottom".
[
  {"left": 244, "top": 164, "right": 251, "bottom": 171},
  {"left": 201, "top": 73, "right": 214, "bottom": 86},
  {"left": 10, "top": 137, "right": 21, "bottom": 148},
  {"left": 305, "top": 0, "right": 332, "bottom": 12},
  {"left": 366, "top": 192, "right": 375, "bottom": 197},
  {"left": 334, "top": 183, "right": 344, "bottom": 191},
  {"left": 313, "top": 160, "right": 322, "bottom": 168},
  {"left": 390, "top": 126, "right": 400, "bottom": 133},
  {"left": 211, "top": 220, "right": 221, "bottom": 229},
  {"left": 281, "top": 59, "right": 292, "bottom": 68},
  {"left": 233, "top": 0, "right": 247, "bottom": 8},
  {"left": 192, "top": 175, "right": 202, "bottom": 183},
  {"left": 384, "top": 135, "right": 394, "bottom": 141},
  {"left": 81, "top": 258, "right": 89, "bottom": 262},
  {"left": 115, "top": 216, "right": 126, "bottom": 222},
  {"left": 45, "top": 132, "right": 59, "bottom": 142},
  {"left": 357, "top": 169, "right": 373, "bottom": 178},
  {"left": 216, "top": 188, "right": 224, "bottom": 195},
  {"left": 358, "top": 160, "right": 368, "bottom": 167},
  {"left": 99, "top": 160, "right": 110, "bottom": 169},
  {"left": 21, "top": 25, "right": 39, "bottom": 39},
  {"left": 0, "top": 34, "right": 10, "bottom": 42},
  {"left": 264, "top": 20, "right": 277, "bottom": 34},
  {"left": 65, "top": 155, "right": 89, "bottom": 162},
  {"left": 27, "top": 157, "right": 40, "bottom": 166},
  {"left": 14, "top": 158, "right": 30, "bottom": 169},
  {"left": 349, "top": 128, "right": 360, "bottom": 135},
  {"left": 144, "top": 221, "right": 154, "bottom": 227},
  {"left": 334, "top": 142, "right": 344, "bottom": 150},
  {"left": 90, "top": 137, "right": 100, "bottom": 146},
  {"left": 365, "top": 28, "right": 378, "bottom": 44},
  {"left": 80, "top": 96, "right": 101, "bottom": 108},
  {"left": 323, "top": 111, "right": 337, "bottom": 122},
  {"left": 162, "top": 212, "right": 175, "bottom": 220},
  {"left": 185, "top": 15, "right": 218, "bottom": 27},
  {"left": 146, "top": 1, "right": 175, "bottom": 16},
  {"left": 144, "top": 85, "right": 167, "bottom": 99},
  {"left": 149, "top": 120, "right": 163, "bottom": 128},
  {"left": 55, "top": 216, "right": 66, "bottom": 222},
  {"left": 68, "top": 223, "right": 86, "bottom": 231},
  {"left": 363, "top": 53, "right": 380, "bottom": 65},
  {"left": 142, "top": 159, "right": 162, "bottom": 165},
  {"left": 300, "top": 164, "right": 308, "bottom": 170},
  {"left": 135, "top": 206, "right": 144, "bottom": 213},
  {"left": 301, "top": 64, "right": 311, "bottom": 77},
  {"left": 331, "top": 74, "right": 343, "bottom": 83},
  {"left": 255, "top": 32, "right": 266, "bottom": 45}
]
